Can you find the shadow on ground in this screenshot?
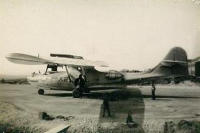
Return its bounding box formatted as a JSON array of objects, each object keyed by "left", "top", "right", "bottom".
[
  {"left": 142, "top": 95, "right": 200, "bottom": 99},
  {"left": 93, "top": 88, "right": 145, "bottom": 133},
  {"left": 45, "top": 88, "right": 145, "bottom": 132},
  {"left": 45, "top": 93, "right": 73, "bottom": 97},
  {"left": 45, "top": 89, "right": 200, "bottom": 99}
]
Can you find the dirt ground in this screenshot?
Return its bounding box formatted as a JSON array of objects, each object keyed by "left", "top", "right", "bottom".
[{"left": 0, "top": 83, "right": 200, "bottom": 133}]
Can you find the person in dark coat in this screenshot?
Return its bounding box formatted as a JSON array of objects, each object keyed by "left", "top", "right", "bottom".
[
  {"left": 75, "top": 74, "right": 85, "bottom": 93},
  {"left": 151, "top": 81, "right": 156, "bottom": 100},
  {"left": 103, "top": 94, "right": 111, "bottom": 117}
]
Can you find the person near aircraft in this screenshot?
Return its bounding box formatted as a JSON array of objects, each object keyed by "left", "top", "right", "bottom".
[
  {"left": 151, "top": 81, "right": 156, "bottom": 100},
  {"left": 103, "top": 94, "right": 111, "bottom": 117},
  {"left": 74, "top": 74, "right": 85, "bottom": 92}
]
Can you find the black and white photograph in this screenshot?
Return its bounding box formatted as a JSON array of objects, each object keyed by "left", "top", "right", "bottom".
[{"left": 0, "top": 0, "right": 200, "bottom": 133}]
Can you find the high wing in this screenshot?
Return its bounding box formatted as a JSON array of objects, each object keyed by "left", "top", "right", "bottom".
[
  {"left": 6, "top": 53, "right": 108, "bottom": 67},
  {"left": 123, "top": 47, "right": 189, "bottom": 84}
]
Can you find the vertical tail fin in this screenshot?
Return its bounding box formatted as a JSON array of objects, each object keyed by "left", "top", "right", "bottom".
[{"left": 152, "top": 47, "right": 188, "bottom": 76}]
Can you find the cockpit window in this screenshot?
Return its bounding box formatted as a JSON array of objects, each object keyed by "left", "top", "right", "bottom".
[
  {"left": 57, "top": 66, "right": 65, "bottom": 72},
  {"left": 45, "top": 65, "right": 65, "bottom": 74}
]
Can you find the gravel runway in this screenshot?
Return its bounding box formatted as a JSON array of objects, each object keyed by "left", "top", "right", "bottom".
[{"left": 0, "top": 83, "right": 200, "bottom": 133}]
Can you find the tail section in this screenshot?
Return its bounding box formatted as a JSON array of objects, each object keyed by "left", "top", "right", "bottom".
[
  {"left": 163, "top": 47, "right": 188, "bottom": 64},
  {"left": 152, "top": 47, "right": 188, "bottom": 77}
]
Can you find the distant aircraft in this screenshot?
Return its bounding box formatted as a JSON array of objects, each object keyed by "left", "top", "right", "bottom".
[{"left": 5, "top": 47, "right": 193, "bottom": 98}]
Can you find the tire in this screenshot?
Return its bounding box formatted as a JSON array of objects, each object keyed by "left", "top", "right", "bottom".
[
  {"left": 72, "top": 88, "right": 82, "bottom": 98},
  {"left": 38, "top": 89, "right": 44, "bottom": 95}
]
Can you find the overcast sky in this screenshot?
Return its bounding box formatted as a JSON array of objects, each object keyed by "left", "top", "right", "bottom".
[{"left": 0, "top": 0, "right": 200, "bottom": 75}]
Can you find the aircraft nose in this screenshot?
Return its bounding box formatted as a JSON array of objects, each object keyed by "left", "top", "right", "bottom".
[{"left": 5, "top": 53, "right": 13, "bottom": 60}]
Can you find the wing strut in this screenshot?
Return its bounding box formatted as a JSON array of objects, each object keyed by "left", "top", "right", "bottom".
[{"left": 65, "top": 66, "right": 72, "bottom": 83}]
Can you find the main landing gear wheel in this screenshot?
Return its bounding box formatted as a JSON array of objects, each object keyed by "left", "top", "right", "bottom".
[
  {"left": 72, "top": 88, "right": 82, "bottom": 98},
  {"left": 38, "top": 89, "right": 44, "bottom": 95}
]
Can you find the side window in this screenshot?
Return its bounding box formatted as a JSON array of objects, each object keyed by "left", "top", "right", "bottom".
[
  {"left": 45, "top": 65, "right": 65, "bottom": 75},
  {"left": 57, "top": 66, "right": 65, "bottom": 72}
]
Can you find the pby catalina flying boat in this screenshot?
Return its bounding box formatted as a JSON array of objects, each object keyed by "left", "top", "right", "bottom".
[{"left": 6, "top": 47, "right": 191, "bottom": 98}]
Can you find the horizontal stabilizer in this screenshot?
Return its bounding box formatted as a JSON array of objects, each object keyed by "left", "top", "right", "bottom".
[
  {"left": 188, "top": 56, "right": 200, "bottom": 63},
  {"left": 152, "top": 47, "right": 188, "bottom": 76},
  {"left": 124, "top": 47, "right": 189, "bottom": 84}
]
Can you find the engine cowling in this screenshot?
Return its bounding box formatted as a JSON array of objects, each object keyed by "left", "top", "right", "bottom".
[{"left": 105, "top": 70, "right": 123, "bottom": 80}]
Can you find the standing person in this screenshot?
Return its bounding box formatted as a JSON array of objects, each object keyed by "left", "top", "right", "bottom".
[
  {"left": 103, "top": 94, "right": 111, "bottom": 117},
  {"left": 78, "top": 74, "right": 85, "bottom": 89},
  {"left": 151, "top": 81, "right": 156, "bottom": 100},
  {"left": 75, "top": 74, "right": 85, "bottom": 93}
]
